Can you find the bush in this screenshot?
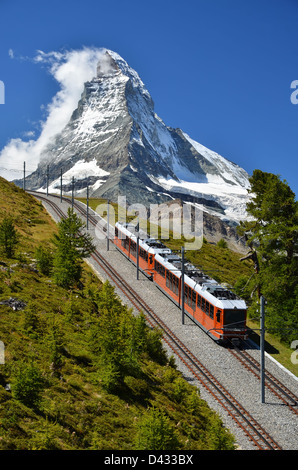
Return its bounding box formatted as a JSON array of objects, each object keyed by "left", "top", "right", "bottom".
[
  {"left": 35, "top": 244, "right": 53, "bottom": 276},
  {"left": 217, "top": 238, "right": 228, "bottom": 249},
  {"left": 135, "top": 407, "right": 181, "bottom": 450},
  {"left": 12, "top": 363, "right": 45, "bottom": 410},
  {"left": 124, "top": 376, "right": 149, "bottom": 398},
  {"left": 0, "top": 217, "right": 19, "bottom": 258}
]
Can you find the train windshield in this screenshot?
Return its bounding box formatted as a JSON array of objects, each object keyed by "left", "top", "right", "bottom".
[{"left": 223, "top": 309, "right": 246, "bottom": 329}]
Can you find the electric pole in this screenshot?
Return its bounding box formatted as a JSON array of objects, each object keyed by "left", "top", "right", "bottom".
[
  {"left": 136, "top": 218, "right": 140, "bottom": 280},
  {"left": 86, "top": 182, "right": 89, "bottom": 230},
  {"left": 71, "top": 176, "right": 74, "bottom": 209},
  {"left": 107, "top": 199, "right": 109, "bottom": 251},
  {"left": 181, "top": 246, "right": 185, "bottom": 325},
  {"left": 260, "top": 295, "right": 265, "bottom": 403},
  {"left": 23, "top": 161, "right": 26, "bottom": 191},
  {"left": 60, "top": 168, "right": 63, "bottom": 203},
  {"left": 46, "top": 165, "right": 49, "bottom": 197}
]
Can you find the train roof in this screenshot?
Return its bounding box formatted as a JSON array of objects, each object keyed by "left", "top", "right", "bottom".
[
  {"left": 116, "top": 222, "right": 171, "bottom": 255},
  {"left": 116, "top": 222, "right": 246, "bottom": 309}
]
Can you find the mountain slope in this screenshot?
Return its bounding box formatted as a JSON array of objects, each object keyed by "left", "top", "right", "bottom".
[
  {"left": 0, "top": 178, "right": 236, "bottom": 450},
  {"left": 19, "top": 49, "right": 250, "bottom": 223}
]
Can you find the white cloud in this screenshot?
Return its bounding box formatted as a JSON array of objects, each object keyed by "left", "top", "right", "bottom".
[
  {"left": 0, "top": 46, "right": 106, "bottom": 181},
  {"left": 8, "top": 48, "right": 14, "bottom": 59}
]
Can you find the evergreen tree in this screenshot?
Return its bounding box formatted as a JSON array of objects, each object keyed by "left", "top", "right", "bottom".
[
  {"left": 52, "top": 208, "right": 95, "bottom": 288},
  {"left": 0, "top": 216, "right": 19, "bottom": 258},
  {"left": 35, "top": 244, "right": 53, "bottom": 275},
  {"left": 12, "top": 362, "right": 45, "bottom": 409},
  {"left": 238, "top": 170, "right": 298, "bottom": 343},
  {"left": 135, "top": 407, "right": 181, "bottom": 450}
]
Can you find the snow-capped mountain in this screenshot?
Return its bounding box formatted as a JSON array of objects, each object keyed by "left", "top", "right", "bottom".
[{"left": 21, "top": 49, "right": 250, "bottom": 224}]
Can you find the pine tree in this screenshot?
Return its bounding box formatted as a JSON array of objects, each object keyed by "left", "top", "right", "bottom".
[
  {"left": 0, "top": 216, "right": 19, "bottom": 258},
  {"left": 52, "top": 208, "right": 95, "bottom": 288},
  {"left": 238, "top": 170, "right": 298, "bottom": 343},
  {"left": 135, "top": 407, "right": 181, "bottom": 450}
]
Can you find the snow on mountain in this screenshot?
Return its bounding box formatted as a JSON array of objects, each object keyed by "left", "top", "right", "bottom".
[{"left": 21, "top": 48, "right": 251, "bottom": 224}]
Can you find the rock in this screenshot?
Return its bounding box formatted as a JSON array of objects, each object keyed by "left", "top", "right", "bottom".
[{"left": 0, "top": 297, "right": 27, "bottom": 311}]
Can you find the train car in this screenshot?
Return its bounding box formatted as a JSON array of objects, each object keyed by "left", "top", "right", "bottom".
[
  {"left": 115, "top": 222, "right": 247, "bottom": 344},
  {"left": 114, "top": 222, "right": 171, "bottom": 278}
]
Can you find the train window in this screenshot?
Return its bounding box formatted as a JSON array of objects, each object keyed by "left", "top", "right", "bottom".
[
  {"left": 155, "top": 261, "right": 165, "bottom": 277},
  {"left": 166, "top": 270, "right": 170, "bottom": 288},
  {"left": 184, "top": 285, "right": 187, "bottom": 303},
  {"left": 130, "top": 240, "right": 136, "bottom": 255},
  {"left": 210, "top": 304, "right": 214, "bottom": 319},
  {"left": 224, "top": 309, "right": 246, "bottom": 328},
  {"left": 188, "top": 287, "right": 192, "bottom": 306},
  {"left": 216, "top": 309, "right": 221, "bottom": 323},
  {"left": 187, "top": 287, "right": 193, "bottom": 307},
  {"left": 201, "top": 297, "right": 205, "bottom": 312},
  {"left": 140, "top": 248, "right": 148, "bottom": 261},
  {"left": 171, "top": 274, "right": 178, "bottom": 295},
  {"left": 122, "top": 236, "right": 129, "bottom": 250},
  {"left": 192, "top": 290, "right": 196, "bottom": 310},
  {"left": 205, "top": 301, "right": 210, "bottom": 316},
  {"left": 115, "top": 227, "right": 118, "bottom": 238}
]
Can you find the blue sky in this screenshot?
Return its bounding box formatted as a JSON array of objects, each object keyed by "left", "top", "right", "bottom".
[{"left": 0, "top": 0, "right": 297, "bottom": 196}]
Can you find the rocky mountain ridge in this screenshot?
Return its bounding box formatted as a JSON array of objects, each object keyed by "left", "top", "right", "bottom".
[{"left": 16, "top": 49, "right": 251, "bottom": 249}]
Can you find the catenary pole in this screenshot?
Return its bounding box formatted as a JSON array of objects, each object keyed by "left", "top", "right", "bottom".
[
  {"left": 260, "top": 295, "right": 265, "bottom": 403},
  {"left": 86, "top": 182, "right": 89, "bottom": 230},
  {"left": 181, "top": 246, "right": 185, "bottom": 325},
  {"left": 107, "top": 199, "right": 109, "bottom": 251},
  {"left": 46, "top": 165, "right": 49, "bottom": 197},
  {"left": 23, "top": 161, "right": 26, "bottom": 191},
  {"left": 71, "top": 177, "right": 74, "bottom": 209},
  {"left": 60, "top": 169, "right": 62, "bottom": 203}
]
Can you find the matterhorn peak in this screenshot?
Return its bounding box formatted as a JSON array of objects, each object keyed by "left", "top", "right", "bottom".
[
  {"left": 96, "top": 51, "right": 120, "bottom": 78},
  {"left": 20, "top": 48, "right": 250, "bottom": 228}
]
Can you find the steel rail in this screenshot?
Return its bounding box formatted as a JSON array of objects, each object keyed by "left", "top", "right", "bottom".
[{"left": 228, "top": 344, "right": 298, "bottom": 416}]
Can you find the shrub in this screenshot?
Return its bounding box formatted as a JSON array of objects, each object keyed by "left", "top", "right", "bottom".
[
  {"left": 0, "top": 217, "right": 19, "bottom": 258},
  {"left": 12, "top": 363, "right": 45, "bottom": 410},
  {"left": 217, "top": 238, "right": 228, "bottom": 248},
  {"left": 135, "top": 407, "right": 181, "bottom": 450},
  {"left": 35, "top": 244, "right": 53, "bottom": 276}
]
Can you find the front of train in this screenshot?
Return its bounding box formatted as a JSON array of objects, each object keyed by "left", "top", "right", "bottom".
[
  {"left": 221, "top": 305, "right": 247, "bottom": 345},
  {"left": 207, "top": 285, "right": 248, "bottom": 345}
]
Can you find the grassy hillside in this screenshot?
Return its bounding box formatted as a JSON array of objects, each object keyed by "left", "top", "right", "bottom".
[{"left": 0, "top": 179, "right": 236, "bottom": 450}]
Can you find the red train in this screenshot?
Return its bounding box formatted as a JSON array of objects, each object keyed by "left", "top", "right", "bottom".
[{"left": 114, "top": 222, "right": 248, "bottom": 345}]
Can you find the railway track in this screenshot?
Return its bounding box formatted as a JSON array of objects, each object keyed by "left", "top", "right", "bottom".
[
  {"left": 29, "top": 191, "right": 284, "bottom": 450},
  {"left": 228, "top": 344, "right": 298, "bottom": 416}
]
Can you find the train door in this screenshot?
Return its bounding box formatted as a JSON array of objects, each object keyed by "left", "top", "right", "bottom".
[
  {"left": 148, "top": 251, "right": 155, "bottom": 277},
  {"left": 214, "top": 308, "right": 222, "bottom": 340}
]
